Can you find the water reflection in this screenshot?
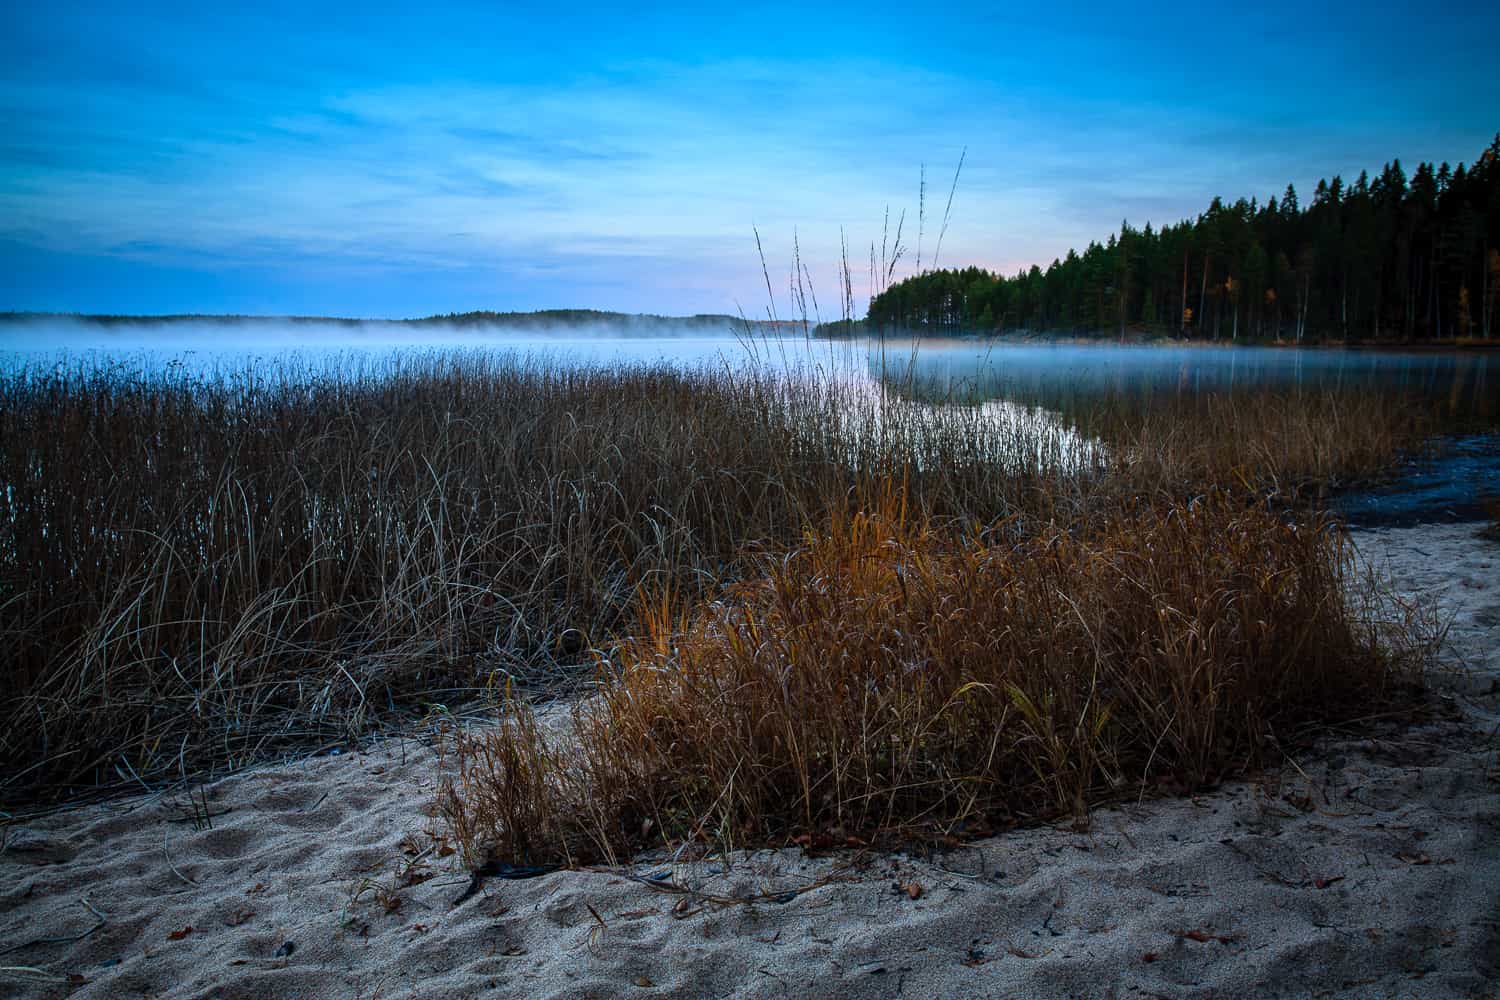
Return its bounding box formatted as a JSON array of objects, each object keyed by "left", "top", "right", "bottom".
[{"left": 861, "top": 339, "right": 1495, "bottom": 424}]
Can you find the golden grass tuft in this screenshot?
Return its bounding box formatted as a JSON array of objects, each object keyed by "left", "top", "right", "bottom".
[
  {"left": 1071, "top": 387, "right": 1436, "bottom": 497},
  {"left": 440, "top": 489, "right": 1419, "bottom": 864}
]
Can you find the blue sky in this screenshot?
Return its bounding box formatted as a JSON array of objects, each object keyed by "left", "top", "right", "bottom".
[{"left": 3, "top": 2, "right": 1497, "bottom": 318}]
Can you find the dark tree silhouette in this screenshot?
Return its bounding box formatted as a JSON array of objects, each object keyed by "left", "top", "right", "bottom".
[{"left": 866, "top": 136, "right": 1500, "bottom": 343}]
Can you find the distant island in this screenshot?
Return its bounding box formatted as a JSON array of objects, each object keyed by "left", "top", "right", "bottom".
[{"left": 0, "top": 308, "right": 809, "bottom": 335}]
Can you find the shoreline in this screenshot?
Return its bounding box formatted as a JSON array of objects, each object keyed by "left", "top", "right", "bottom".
[{"left": 3, "top": 520, "right": 1496, "bottom": 999}]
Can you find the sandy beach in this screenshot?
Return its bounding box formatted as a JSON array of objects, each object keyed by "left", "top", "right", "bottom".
[{"left": 3, "top": 521, "right": 1496, "bottom": 1000}]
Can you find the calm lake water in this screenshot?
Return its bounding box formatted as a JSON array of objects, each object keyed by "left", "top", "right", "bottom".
[
  {"left": 3, "top": 321, "right": 1493, "bottom": 413},
  {"left": 859, "top": 338, "right": 1496, "bottom": 423},
  {"left": 4, "top": 321, "right": 1496, "bottom": 524}
]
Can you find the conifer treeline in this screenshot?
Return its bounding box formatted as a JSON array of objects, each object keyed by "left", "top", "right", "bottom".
[{"left": 866, "top": 137, "right": 1500, "bottom": 342}]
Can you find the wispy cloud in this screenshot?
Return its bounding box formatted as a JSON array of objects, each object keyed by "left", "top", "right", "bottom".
[{"left": 3, "top": 3, "right": 1497, "bottom": 315}]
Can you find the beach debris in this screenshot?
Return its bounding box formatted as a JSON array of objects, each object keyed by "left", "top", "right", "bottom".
[
  {"left": 1174, "top": 928, "right": 1236, "bottom": 945},
  {"left": 0, "top": 967, "right": 85, "bottom": 986},
  {"left": 452, "top": 858, "right": 563, "bottom": 906},
  {"left": 617, "top": 907, "right": 658, "bottom": 920},
  {"left": 0, "top": 897, "right": 107, "bottom": 955},
  {"left": 166, "top": 926, "right": 193, "bottom": 941},
  {"left": 586, "top": 902, "right": 608, "bottom": 955},
  {"left": 619, "top": 865, "right": 848, "bottom": 911},
  {"left": 791, "top": 829, "right": 869, "bottom": 853}
]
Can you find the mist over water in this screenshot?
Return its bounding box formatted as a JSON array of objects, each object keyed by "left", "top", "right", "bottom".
[
  {"left": 3, "top": 319, "right": 1493, "bottom": 419},
  {"left": 0, "top": 316, "right": 860, "bottom": 380}
]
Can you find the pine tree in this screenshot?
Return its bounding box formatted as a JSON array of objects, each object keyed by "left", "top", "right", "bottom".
[{"left": 864, "top": 139, "right": 1500, "bottom": 345}]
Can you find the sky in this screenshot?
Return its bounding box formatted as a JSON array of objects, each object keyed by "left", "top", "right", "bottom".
[{"left": 2, "top": 2, "right": 1497, "bottom": 319}]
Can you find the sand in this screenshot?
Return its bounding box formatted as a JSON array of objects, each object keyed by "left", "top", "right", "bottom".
[{"left": 3, "top": 522, "right": 1497, "bottom": 999}]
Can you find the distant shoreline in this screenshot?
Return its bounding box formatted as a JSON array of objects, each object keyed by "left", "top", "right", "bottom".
[
  {"left": 5, "top": 310, "right": 1496, "bottom": 353},
  {"left": 0, "top": 308, "right": 784, "bottom": 330}
]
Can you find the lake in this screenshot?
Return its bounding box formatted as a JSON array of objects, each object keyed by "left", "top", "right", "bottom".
[
  {"left": 3, "top": 320, "right": 1494, "bottom": 412},
  {"left": 3, "top": 320, "right": 1496, "bottom": 524}
]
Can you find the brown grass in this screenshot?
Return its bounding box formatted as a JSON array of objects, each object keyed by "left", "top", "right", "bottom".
[
  {"left": 0, "top": 354, "right": 1088, "bottom": 803},
  {"left": 1070, "top": 387, "right": 1435, "bottom": 497},
  {"left": 438, "top": 489, "right": 1419, "bottom": 866},
  {"left": 0, "top": 352, "right": 1439, "bottom": 811}
]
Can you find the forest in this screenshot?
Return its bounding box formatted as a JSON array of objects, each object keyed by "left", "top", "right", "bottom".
[{"left": 866, "top": 136, "right": 1500, "bottom": 343}]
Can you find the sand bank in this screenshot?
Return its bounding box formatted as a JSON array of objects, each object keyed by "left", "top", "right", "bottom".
[{"left": 3, "top": 522, "right": 1496, "bottom": 999}]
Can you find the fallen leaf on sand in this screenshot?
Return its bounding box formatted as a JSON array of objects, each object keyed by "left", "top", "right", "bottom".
[
  {"left": 634, "top": 976, "right": 655, "bottom": 987},
  {"left": 167, "top": 926, "right": 193, "bottom": 941},
  {"left": 1176, "top": 929, "right": 1236, "bottom": 945}
]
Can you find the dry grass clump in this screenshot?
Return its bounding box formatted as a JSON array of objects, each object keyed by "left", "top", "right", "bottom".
[
  {"left": 1, "top": 350, "right": 1442, "bottom": 810},
  {"left": 440, "top": 490, "right": 1416, "bottom": 865},
  {"left": 1071, "top": 387, "right": 1435, "bottom": 498},
  {"left": 0, "top": 354, "right": 1086, "bottom": 803}
]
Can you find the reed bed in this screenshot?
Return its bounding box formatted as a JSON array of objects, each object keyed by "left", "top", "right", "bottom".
[
  {"left": 1068, "top": 387, "right": 1437, "bottom": 497},
  {"left": 439, "top": 490, "right": 1418, "bottom": 865},
  {"left": 0, "top": 353, "right": 1092, "bottom": 803},
  {"left": 0, "top": 351, "right": 1439, "bottom": 811}
]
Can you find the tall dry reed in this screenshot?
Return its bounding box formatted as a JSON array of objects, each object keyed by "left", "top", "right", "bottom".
[
  {"left": 1067, "top": 386, "right": 1435, "bottom": 496},
  {"left": 0, "top": 353, "right": 1090, "bottom": 802},
  {"left": 1, "top": 352, "right": 1437, "bottom": 807}
]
